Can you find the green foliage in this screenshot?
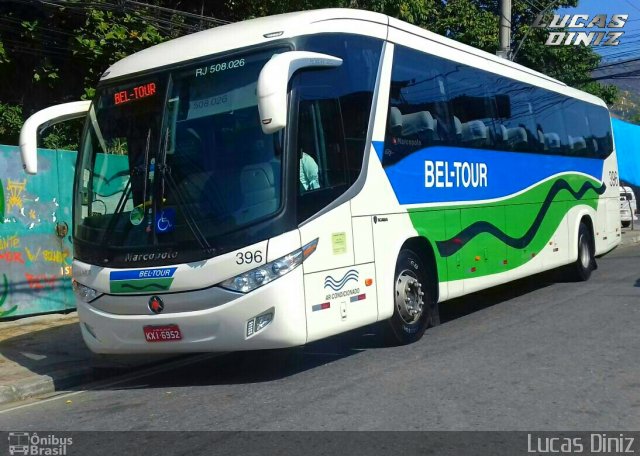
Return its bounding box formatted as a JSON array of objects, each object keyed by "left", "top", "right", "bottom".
[
  {"left": 41, "top": 120, "right": 84, "bottom": 151},
  {"left": 71, "top": 9, "right": 167, "bottom": 95},
  {"left": 0, "top": 103, "right": 23, "bottom": 146},
  {"left": 438, "top": 0, "right": 499, "bottom": 50},
  {"left": 0, "top": 1, "right": 170, "bottom": 147}
]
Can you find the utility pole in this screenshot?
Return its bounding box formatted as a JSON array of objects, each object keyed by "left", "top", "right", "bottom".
[{"left": 497, "top": 0, "right": 512, "bottom": 59}]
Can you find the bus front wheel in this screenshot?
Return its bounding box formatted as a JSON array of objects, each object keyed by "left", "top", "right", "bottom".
[{"left": 387, "top": 248, "right": 438, "bottom": 345}]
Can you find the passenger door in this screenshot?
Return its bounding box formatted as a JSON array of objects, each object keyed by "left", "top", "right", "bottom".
[
  {"left": 295, "top": 88, "right": 354, "bottom": 274},
  {"left": 293, "top": 87, "right": 375, "bottom": 341}
]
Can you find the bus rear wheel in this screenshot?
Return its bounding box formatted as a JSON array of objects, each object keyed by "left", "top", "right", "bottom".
[
  {"left": 387, "top": 248, "right": 438, "bottom": 345},
  {"left": 569, "top": 222, "right": 595, "bottom": 281}
]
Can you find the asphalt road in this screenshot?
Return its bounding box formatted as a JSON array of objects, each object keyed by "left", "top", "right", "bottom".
[{"left": 2, "top": 243, "right": 640, "bottom": 431}]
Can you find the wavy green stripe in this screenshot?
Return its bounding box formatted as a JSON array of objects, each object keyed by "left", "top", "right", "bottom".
[
  {"left": 110, "top": 277, "right": 174, "bottom": 294},
  {"left": 408, "top": 174, "right": 602, "bottom": 282}
]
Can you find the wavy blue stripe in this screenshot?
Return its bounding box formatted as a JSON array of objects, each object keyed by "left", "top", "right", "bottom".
[
  {"left": 324, "top": 272, "right": 359, "bottom": 286},
  {"left": 324, "top": 269, "right": 359, "bottom": 291}
]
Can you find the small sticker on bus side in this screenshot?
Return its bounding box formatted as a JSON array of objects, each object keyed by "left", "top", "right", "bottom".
[{"left": 331, "top": 232, "right": 347, "bottom": 255}]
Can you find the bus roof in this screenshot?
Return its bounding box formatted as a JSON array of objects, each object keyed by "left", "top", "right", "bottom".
[
  {"left": 100, "top": 9, "right": 387, "bottom": 81},
  {"left": 100, "top": 8, "right": 606, "bottom": 108}
]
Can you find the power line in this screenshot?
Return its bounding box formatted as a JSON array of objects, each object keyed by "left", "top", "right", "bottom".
[
  {"left": 595, "top": 57, "right": 640, "bottom": 71},
  {"left": 125, "top": 0, "right": 230, "bottom": 26},
  {"left": 5, "top": 0, "right": 228, "bottom": 35}
]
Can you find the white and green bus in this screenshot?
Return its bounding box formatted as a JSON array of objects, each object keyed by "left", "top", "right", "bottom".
[{"left": 20, "top": 8, "right": 620, "bottom": 353}]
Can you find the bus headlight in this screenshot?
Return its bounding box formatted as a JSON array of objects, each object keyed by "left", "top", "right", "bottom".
[
  {"left": 220, "top": 238, "right": 318, "bottom": 293},
  {"left": 72, "top": 280, "right": 102, "bottom": 303}
]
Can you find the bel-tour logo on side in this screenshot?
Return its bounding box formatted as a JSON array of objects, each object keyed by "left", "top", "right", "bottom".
[{"left": 533, "top": 13, "right": 628, "bottom": 46}]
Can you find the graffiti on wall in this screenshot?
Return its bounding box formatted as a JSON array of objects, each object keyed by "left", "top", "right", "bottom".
[
  {"left": 0, "top": 145, "right": 76, "bottom": 319},
  {"left": 0, "top": 176, "right": 4, "bottom": 221},
  {"left": 0, "top": 274, "right": 16, "bottom": 317}
]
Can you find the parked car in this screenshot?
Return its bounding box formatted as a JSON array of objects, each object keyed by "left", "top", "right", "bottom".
[{"left": 620, "top": 185, "right": 637, "bottom": 228}]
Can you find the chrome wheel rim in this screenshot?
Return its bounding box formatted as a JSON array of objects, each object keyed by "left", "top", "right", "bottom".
[{"left": 395, "top": 269, "right": 424, "bottom": 325}]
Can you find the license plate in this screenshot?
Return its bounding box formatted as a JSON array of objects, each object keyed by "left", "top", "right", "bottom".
[{"left": 143, "top": 325, "right": 182, "bottom": 342}]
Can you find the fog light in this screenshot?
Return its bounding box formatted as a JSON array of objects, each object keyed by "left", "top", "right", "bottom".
[
  {"left": 255, "top": 312, "right": 273, "bottom": 331},
  {"left": 83, "top": 322, "right": 98, "bottom": 340},
  {"left": 72, "top": 280, "right": 101, "bottom": 303},
  {"left": 246, "top": 308, "right": 274, "bottom": 338}
]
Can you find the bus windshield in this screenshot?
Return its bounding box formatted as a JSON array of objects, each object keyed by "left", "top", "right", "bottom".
[{"left": 74, "top": 48, "right": 284, "bottom": 265}]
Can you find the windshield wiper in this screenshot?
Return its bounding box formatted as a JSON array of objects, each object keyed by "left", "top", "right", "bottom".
[
  {"left": 157, "top": 127, "right": 212, "bottom": 251},
  {"left": 99, "top": 129, "right": 152, "bottom": 249}
]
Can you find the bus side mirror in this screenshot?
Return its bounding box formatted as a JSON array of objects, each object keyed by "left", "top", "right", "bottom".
[
  {"left": 257, "top": 51, "right": 342, "bottom": 134},
  {"left": 19, "top": 100, "right": 91, "bottom": 174}
]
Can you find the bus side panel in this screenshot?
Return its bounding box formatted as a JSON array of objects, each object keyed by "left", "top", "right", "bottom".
[
  {"left": 300, "top": 202, "right": 354, "bottom": 274},
  {"left": 460, "top": 205, "right": 507, "bottom": 281},
  {"left": 444, "top": 209, "right": 463, "bottom": 299},
  {"left": 460, "top": 209, "right": 570, "bottom": 292},
  {"left": 300, "top": 201, "right": 380, "bottom": 341},
  {"left": 542, "top": 201, "right": 569, "bottom": 270},
  {"left": 601, "top": 151, "right": 622, "bottom": 254},
  {"left": 352, "top": 215, "right": 374, "bottom": 264},
  {"left": 371, "top": 212, "right": 419, "bottom": 321},
  {"left": 304, "top": 263, "right": 377, "bottom": 343}
]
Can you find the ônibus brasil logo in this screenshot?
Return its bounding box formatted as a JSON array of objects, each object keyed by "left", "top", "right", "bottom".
[{"left": 533, "top": 13, "right": 628, "bottom": 47}]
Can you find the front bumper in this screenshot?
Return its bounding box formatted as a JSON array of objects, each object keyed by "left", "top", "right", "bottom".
[{"left": 78, "top": 267, "right": 307, "bottom": 353}]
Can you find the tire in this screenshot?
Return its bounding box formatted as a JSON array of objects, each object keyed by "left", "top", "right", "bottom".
[
  {"left": 387, "top": 248, "right": 439, "bottom": 345},
  {"left": 621, "top": 221, "right": 631, "bottom": 228},
  {"left": 569, "top": 222, "right": 595, "bottom": 282}
]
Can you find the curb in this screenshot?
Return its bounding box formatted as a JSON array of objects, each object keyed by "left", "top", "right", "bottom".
[
  {"left": 0, "top": 368, "right": 94, "bottom": 406},
  {"left": 620, "top": 231, "right": 640, "bottom": 247}
]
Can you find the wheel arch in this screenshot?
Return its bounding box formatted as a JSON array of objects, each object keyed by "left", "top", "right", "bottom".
[
  {"left": 401, "top": 236, "right": 440, "bottom": 304},
  {"left": 569, "top": 211, "right": 596, "bottom": 262}
]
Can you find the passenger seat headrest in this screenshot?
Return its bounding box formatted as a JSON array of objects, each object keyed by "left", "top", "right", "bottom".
[
  {"left": 388, "top": 107, "right": 403, "bottom": 136},
  {"left": 401, "top": 111, "right": 435, "bottom": 136},
  {"left": 461, "top": 120, "right": 488, "bottom": 143}
]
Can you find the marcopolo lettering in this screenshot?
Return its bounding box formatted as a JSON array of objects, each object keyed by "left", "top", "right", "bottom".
[
  {"left": 425, "top": 160, "right": 488, "bottom": 188},
  {"left": 124, "top": 251, "right": 179, "bottom": 262}
]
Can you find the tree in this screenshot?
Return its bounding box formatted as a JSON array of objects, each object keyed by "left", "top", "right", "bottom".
[{"left": 0, "top": 0, "right": 171, "bottom": 147}]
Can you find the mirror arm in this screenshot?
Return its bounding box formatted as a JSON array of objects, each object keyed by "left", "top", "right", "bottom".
[
  {"left": 257, "top": 51, "right": 342, "bottom": 134},
  {"left": 19, "top": 100, "right": 91, "bottom": 174}
]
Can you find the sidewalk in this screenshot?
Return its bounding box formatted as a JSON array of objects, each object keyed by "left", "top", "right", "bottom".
[
  {"left": 620, "top": 226, "right": 640, "bottom": 246},
  {"left": 1, "top": 228, "right": 639, "bottom": 407},
  {"left": 0, "top": 313, "right": 175, "bottom": 406}
]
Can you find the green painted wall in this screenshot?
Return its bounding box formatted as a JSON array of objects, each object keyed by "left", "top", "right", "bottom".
[{"left": 0, "top": 145, "right": 77, "bottom": 319}]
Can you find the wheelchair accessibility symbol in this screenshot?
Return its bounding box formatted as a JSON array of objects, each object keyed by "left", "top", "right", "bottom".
[{"left": 156, "top": 208, "right": 176, "bottom": 234}]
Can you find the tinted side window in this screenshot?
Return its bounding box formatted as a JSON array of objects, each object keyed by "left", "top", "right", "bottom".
[
  {"left": 384, "top": 46, "right": 456, "bottom": 165},
  {"left": 294, "top": 34, "right": 382, "bottom": 223},
  {"left": 447, "top": 64, "right": 499, "bottom": 150},
  {"left": 297, "top": 97, "right": 347, "bottom": 194},
  {"left": 563, "top": 99, "right": 593, "bottom": 157},
  {"left": 533, "top": 89, "right": 568, "bottom": 155},
  {"left": 384, "top": 45, "right": 613, "bottom": 161},
  {"left": 586, "top": 104, "right": 613, "bottom": 158},
  {"left": 494, "top": 78, "right": 538, "bottom": 152}
]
